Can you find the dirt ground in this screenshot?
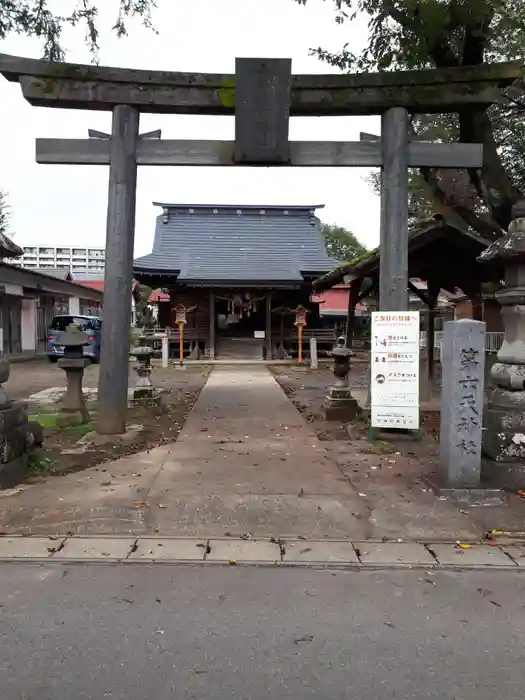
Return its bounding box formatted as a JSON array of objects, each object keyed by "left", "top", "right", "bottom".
[
  {"left": 270, "top": 364, "right": 525, "bottom": 539},
  {"left": 271, "top": 362, "right": 440, "bottom": 450},
  {"left": 5, "top": 360, "right": 210, "bottom": 478}
]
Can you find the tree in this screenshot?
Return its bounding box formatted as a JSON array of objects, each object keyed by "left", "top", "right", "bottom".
[
  {"left": 295, "top": 0, "right": 525, "bottom": 240},
  {"left": 322, "top": 223, "right": 368, "bottom": 261},
  {"left": 0, "top": 0, "right": 157, "bottom": 61},
  {"left": 0, "top": 190, "right": 11, "bottom": 238}
]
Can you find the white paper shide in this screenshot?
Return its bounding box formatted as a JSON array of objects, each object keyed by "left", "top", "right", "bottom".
[{"left": 370, "top": 311, "right": 420, "bottom": 430}]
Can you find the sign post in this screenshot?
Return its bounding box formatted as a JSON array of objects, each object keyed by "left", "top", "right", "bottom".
[
  {"left": 294, "top": 306, "right": 307, "bottom": 365},
  {"left": 175, "top": 304, "right": 187, "bottom": 366},
  {"left": 370, "top": 311, "right": 420, "bottom": 439}
]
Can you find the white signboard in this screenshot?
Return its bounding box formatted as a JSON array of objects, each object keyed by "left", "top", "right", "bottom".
[{"left": 371, "top": 311, "right": 420, "bottom": 430}]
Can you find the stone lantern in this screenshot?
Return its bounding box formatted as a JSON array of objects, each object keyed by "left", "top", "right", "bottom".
[
  {"left": 324, "top": 336, "right": 360, "bottom": 421},
  {"left": 129, "top": 345, "right": 159, "bottom": 403},
  {"left": 55, "top": 324, "right": 91, "bottom": 424},
  {"left": 479, "top": 199, "right": 525, "bottom": 487}
]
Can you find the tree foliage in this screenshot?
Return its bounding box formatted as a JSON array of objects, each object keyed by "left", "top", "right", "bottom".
[
  {"left": 322, "top": 222, "right": 368, "bottom": 261},
  {"left": 295, "top": 0, "right": 525, "bottom": 239},
  {"left": 0, "top": 190, "right": 11, "bottom": 238},
  {"left": 0, "top": 0, "right": 157, "bottom": 60}
]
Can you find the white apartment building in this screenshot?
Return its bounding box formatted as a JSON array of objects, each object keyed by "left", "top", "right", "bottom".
[{"left": 10, "top": 245, "right": 106, "bottom": 272}]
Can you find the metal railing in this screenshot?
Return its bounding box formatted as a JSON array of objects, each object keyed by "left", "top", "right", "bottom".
[{"left": 419, "top": 330, "right": 504, "bottom": 359}]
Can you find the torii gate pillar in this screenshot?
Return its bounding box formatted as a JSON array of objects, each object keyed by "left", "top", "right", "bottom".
[{"left": 97, "top": 105, "right": 139, "bottom": 435}]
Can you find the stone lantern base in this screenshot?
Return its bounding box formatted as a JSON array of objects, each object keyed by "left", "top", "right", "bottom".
[
  {"left": 324, "top": 386, "right": 361, "bottom": 421},
  {"left": 477, "top": 200, "right": 525, "bottom": 490},
  {"left": 0, "top": 357, "right": 43, "bottom": 489},
  {"left": 482, "top": 386, "right": 525, "bottom": 489},
  {"left": 0, "top": 404, "right": 43, "bottom": 488}
]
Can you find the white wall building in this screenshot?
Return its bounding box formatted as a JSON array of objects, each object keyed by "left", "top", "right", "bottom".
[{"left": 10, "top": 245, "right": 105, "bottom": 273}]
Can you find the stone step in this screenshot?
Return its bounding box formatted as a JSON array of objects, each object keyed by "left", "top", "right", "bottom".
[{"left": 216, "top": 337, "right": 264, "bottom": 360}]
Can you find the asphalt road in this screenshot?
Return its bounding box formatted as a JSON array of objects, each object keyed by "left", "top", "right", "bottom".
[{"left": 0, "top": 564, "right": 523, "bottom": 699}]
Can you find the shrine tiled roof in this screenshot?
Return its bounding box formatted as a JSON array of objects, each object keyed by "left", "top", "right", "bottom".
[
  {"left": 133, "top": 204, "right": 336, "bottom": 284},
  {"left": 0, "top": 231, "right": 23, "bottom": 259}
]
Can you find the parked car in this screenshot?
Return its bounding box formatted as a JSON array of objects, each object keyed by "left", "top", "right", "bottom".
[{"left": 47, "top": 315, "right": 103, "bottom": 363}]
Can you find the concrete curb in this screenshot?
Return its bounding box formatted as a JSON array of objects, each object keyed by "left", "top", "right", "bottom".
[{"left": 0, "top": 535, "right": 522, "bottom": 570}]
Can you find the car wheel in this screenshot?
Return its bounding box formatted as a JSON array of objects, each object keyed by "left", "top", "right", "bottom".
[{"left": 48, "top": 356, "right": 58, "bottom": 363}]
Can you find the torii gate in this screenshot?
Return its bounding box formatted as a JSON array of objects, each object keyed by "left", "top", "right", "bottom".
[{"left": 1, "top": 53, "right": 518, "bottom": 434}]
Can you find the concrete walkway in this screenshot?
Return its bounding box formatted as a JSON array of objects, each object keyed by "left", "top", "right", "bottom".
[
  {"left": 0, "top": 367, "right": 368, "bottom": 538},
  {"left": 148, "top": 366, "right": 368, "bottom": 538}
]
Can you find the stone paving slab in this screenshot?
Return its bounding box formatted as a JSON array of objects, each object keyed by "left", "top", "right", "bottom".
[
  {"left": 501, "top": 545, "right": 525, "bottom": 567},
  {"left": 429, "top": 544, "right": 515, "bottom": 567},
  {"left": 356, "top": 542, "right": 435, "bottom": 566},
  {"left": 206, "top": 539, "right": 281, "bottom": 563},
  {"left": 53, "top": 537, "right": 136, "bottom": 561},
  {"left": 283, "top": 540, "right": 358, "bottom": 564},
  {"left": 0, "top": 536, "right": 65, "bottom": 559},
  {"left": 0, "top": 536, "right": 524, "bottom": 568},
  {"left": 129, "top": 538, "right": 207, "bottom": 561}
]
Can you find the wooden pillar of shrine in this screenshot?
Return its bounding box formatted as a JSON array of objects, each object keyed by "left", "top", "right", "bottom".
[
  {"left": 266, "top": 292, "right": 272, "bottom": 360},
  {"left": 208, "top": 290, "right": 216, "bottom": 359},
  {"left": 345, "top": 280, "right": 362, "bottom": 349}
]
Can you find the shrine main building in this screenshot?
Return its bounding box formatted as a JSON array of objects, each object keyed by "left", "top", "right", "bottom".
[{"left": 133, "top": 203, "right": 337, "bottom": 359}]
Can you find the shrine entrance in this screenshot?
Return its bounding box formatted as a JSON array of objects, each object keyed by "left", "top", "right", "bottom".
[
  {"left": 1, "top": 52, "right": 518, "bottom": 432},
  {"left": 215, "top": 291, "right": 269, "bottom": 360}
]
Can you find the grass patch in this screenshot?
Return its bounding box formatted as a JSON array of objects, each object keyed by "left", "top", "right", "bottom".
[
  {"left": 67, "top": 420, "right": 96, "bottom": 437},
  {"left": 29, "top": 411, "right": 96, "bottom": 434},
  {"left": 27, "top": 454, "right": 57, "bottom": 475},
  {"left": 28, "top": 412, "right": 61, "bottom": 429}
]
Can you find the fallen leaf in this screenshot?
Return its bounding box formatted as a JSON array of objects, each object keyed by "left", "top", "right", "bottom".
[
  {"left": 477, "top": 587, "right": 493, "bottom": 598},
  {"left": 229, "top": 559, "right": 237, "bottom": 565},
  {"left": 383, "top": 622, "right": 396, "bottom": 629},
  {"left": 132, "top": 499, "right": 149, "bottom": 507},
  {"left": 456, "top": 543, "right": 472, "bottom": 549},
  {"left": 300, "top": 547, "right": 312, "bottom": 554},
  {"left": 155, "top": 596, "right": 161, "bottom": 603}
]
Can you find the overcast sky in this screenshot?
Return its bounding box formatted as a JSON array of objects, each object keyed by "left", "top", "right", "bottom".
[{"left": 0, "top": 0, "right": 380, "bottom": 257}]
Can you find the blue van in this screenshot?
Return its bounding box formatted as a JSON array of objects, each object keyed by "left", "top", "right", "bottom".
[{"left": 47, "top": 315, "right": 103, "bottom": 363}]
